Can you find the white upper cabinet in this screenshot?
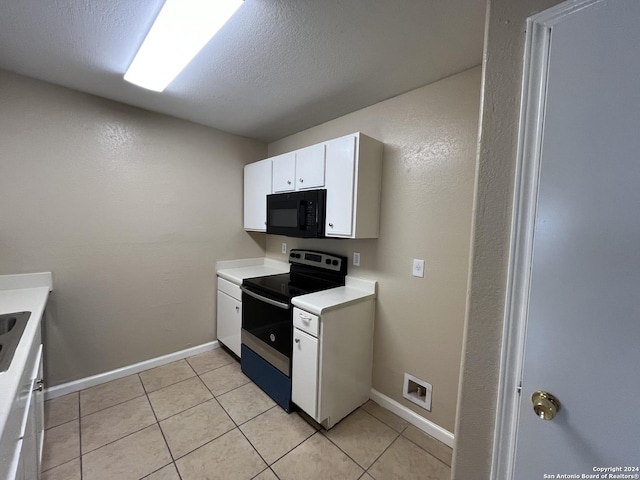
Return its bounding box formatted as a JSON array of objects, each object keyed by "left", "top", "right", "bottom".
[
  {"left": 273, "top": 145, "right": 325, "bottom": 192},
  {"left": 243, "top": 158, "right": 272, "bottom": 231},
  {"left": 272, "top": 152, "right": 296, "bottom": 193},
  {"left": 243, "top": 132, "right": 383, "bottom": 238},
  {"left": 294, "top": 143, "right": 325, "bottom": 190},
  {"left": 325, "top": 133, "right": 383, "bottom": 239},
  {"left": 324, "top": 135, "right": 356, "bottom": 237}
]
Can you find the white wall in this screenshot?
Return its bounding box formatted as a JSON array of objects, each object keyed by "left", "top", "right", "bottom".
[
  {"left": 0, "top": 70, "right": 267, "bottom": 386},
  {"left": 266, "top": 67, "right": 481, "bottom": 432}
]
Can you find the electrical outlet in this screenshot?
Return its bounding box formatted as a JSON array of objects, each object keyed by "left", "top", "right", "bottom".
[
  {"left": 412, "top": 259, "right": 425, "bottom": 278},
  {"left": 353, "top": 252, "right": 361, "bottom": 266},
  {"left": 281, "top": 242, "right": 287, "bottom": 254}
]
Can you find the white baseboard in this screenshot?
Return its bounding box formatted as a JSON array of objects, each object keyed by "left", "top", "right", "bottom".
[
  {"left": 45, "top": 341, "right": 220, "bottom": 400},
  {"left": 370, "top": 388, "right": 455, "bottom": 448}
]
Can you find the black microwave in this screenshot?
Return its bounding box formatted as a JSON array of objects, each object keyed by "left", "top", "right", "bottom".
[{"left": 266, "top": 189, "right": 326, "bottom": 238}]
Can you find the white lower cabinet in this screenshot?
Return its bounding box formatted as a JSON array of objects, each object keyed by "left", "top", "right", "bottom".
[
  {"left": 291, "top": 301, "right": 375, "bottom": 429},
  {"left": 216, "top": 277, "right": 242, "bottom": 357},
  {"left": 3, "top": 337, "right": 44, "bottom": 480},
  {"left": 291, "top": 328, "right": 319, "bottom": 418},
  {"left": 21, "top": 344, "right": 44, "bottom": 480}
]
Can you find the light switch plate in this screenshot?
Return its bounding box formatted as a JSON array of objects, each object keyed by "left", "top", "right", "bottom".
[
  {"left": 412, "top": 259, "right": 425, "bottom": 277},
  {"left": 282, "top": 242, "right": 287, "bottom": 254},
  {"left": 353, "top": 252, "right": 361, "bottom": 266}
]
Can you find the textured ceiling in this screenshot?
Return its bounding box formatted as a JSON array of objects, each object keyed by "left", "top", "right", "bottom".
[{"left": 0, "top": 0, "right": 486, "bottom": 142}]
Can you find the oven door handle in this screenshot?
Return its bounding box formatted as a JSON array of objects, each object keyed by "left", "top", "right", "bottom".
[{"left": 240, "top": 286, "right": 291, "bottom": 310}]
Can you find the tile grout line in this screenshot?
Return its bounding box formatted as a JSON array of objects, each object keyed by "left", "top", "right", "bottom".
[
  {"left": 43, "top": 416, "right": 78, "bottom": 432},
  {"left": 188, "top": 360, "right": 237, "bottom": 376},
  {"left": 362, "top": 433, "right": 403, "bottom": 478},
  {"left": 165, "top": 396, "right": 235, "bottom": 463},
  {"left": 320, "top": 424, "right": 397, "bottom": 473},
  {"left": 140, "top": 379, "right": 186, "bottom": 480},
  {"left": 142, "top": 374, "right": 198, "bottom": 395},
  {"left": 50, "top": 375, "right": 438, "bottom": 480},
  {"left": 361, "top": 402, "right": 410, "bottom": 434},
  {"left": 143, "top": 375, "right": 180, "bottom": 471},
  {"left": 80, "top": 392, "right": 147, "bottom": 419},
  {"left": 268, "top": 466, "right": 282, "bottom": 480},
  {"left": 235, "top": 417, "right": 272, "bottom": 471},
  {"left": 207, "top": 378, "right": 273, "bottom": 469},
  {"left": 201, "top": 377, "right": 253, "bottom": 398},
  {"left": 173, "top": 372, "right": 278, "bottom": 474},
  {"left": 361, "top": 404, "right": 452, "bottom": 467},
  {"left": 75, "top": 354, "right": 233, "bottom": 422},
  {"left": 255, "top": 420, "right": 317, "bottom": 468},
  {"left": 49, "top": 354, "right": 237, "bottom": 478},
  {"left": 196, "top": 365, "right": 251, "bottom": 399},
  {"left": 251, "top": 466, "right": 281, "bottom": 480},
  {"left": 397, "top": 424, "right": 452, "bottom": 469},
  {"left": 136, "top": 461, "right": 176, "bottom": 480},
  {"left": 77, "top": 399, "right": 158, "bottom": 456}
]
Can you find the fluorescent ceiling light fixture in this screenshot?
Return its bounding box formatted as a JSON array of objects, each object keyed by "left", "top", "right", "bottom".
[{"left": 124, "top": 0, "right": 243, "bottom": 92}]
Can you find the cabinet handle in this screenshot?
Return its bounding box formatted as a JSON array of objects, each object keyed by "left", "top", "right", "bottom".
[
  {"left": 294, "top": 338, "right": 300, "bottom": 343},
  {"left": 299, "top": 178, "right": 304, "bottom": 183},
  {"left": 328, "top": 223, "right": 334, "bottom": 228},
  {"left": 34, "top": 379, "right": 44, "bottom": 392},
  {"left": 235, "top": 306, "right": 240, "bottom": 312},
  {"left": 287, "top": 180, "right": 292, "bottom": 185}
]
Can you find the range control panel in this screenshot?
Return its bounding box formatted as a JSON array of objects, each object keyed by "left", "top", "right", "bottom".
[{"left": 289, "top": 249, "right": 347, "bottom": 274}]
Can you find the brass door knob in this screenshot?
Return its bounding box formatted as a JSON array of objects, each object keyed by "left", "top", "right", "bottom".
[{"left": 531, "top": 391, "right": 560, "bottom": 420}]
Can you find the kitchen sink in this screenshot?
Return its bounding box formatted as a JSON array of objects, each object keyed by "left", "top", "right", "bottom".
[{"left": 0, "top": 311, "right": 31, "bottom": 373}]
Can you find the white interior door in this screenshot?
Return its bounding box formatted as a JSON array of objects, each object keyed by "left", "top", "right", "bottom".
[{"left": 512, "top": 1, "right": 640, "bottom": 477}]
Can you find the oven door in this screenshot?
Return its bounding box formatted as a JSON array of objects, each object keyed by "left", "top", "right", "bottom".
[{"left": 240, "top": 287, "right": 292, "bottom": 376}]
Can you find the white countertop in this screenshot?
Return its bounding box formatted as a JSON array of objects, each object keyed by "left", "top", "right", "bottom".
[
  {"left": 216, "top": 257, "right": 289, "bottom": 285},
  {"left": 0, "top": 273, "right": 52, "bottom": 440},
  {"left": 292, "top": 276, "right": 377, "bottom": 315},
  {"left": 216, "top": 257, "right": 377, "bottom": 315}
]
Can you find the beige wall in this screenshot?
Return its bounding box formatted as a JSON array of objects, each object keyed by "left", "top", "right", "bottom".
[
  {"left": 451, "top": 1, "right": 563, "bottom": 478},
  {"left": 0, "top": 70, "right": 267, "bottom": 387},
  {"left": 266, "top": 67, "right": 481, "bottom": 432}
]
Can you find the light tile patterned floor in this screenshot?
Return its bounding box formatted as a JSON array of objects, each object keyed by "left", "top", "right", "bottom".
[{"left": 42, "top": 348, "right": 452, "bottom": 480}]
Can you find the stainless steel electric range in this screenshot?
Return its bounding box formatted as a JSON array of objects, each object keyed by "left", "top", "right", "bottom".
[{"left": 240, "top": 249, "right": 347, "bottom": 411}]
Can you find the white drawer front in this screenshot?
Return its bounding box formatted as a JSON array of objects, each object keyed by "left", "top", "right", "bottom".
[
  {"left": 293, "top": 307, "right": 319, "bottom": 337},
  {"left": 217, "top": 276, "right": 241, "bottom": 301}
]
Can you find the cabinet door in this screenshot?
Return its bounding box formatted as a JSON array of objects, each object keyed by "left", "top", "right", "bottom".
[
  {"left": 22, "top": 392, "right": 37, "bottom": 480},
  {"left": 295, "top": 143, "right": 325, "bottom": 190},
  {"left": 34, "top": 348, "right": 44, "bottom": 469},
  {"left": 216, "top": 290, "right": 242, "bottom": 357},
  {"left": 244, "top": 159, "right": 272, "bottom": 231},
  {"left": 22, "top": 345, "right": 42, "bottom": 480},
  {"left": 292, "top": 328, "right": 319, "bottom": 419},
  {"left": 324, "top": 135, "right": 356, "bottom": 237},
  {"left": 272, "top": 152, "right": 296, "bottom": 193}
]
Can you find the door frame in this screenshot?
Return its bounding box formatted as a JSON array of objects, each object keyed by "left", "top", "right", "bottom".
[{"left": 490, "top": 1, "right": 604, "bottom": 478}]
